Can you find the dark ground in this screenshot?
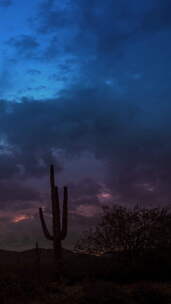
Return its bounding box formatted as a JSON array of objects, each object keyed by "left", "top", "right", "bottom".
[{"left": 0, "top": 248, "right": 171, "bottom": 303}]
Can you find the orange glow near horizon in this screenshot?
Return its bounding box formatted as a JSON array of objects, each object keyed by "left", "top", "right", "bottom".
[{"left": 12, "top": 214, "right": 30, "bottom": 223}]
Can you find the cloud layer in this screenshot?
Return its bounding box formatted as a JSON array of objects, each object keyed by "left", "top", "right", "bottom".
[{"left": 0, "top": 0, "right": 171, "bottom": 249}]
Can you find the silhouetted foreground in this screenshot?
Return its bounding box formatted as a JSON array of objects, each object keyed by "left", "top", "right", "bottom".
[
  {"left": 0, "top": 247, "right": 170, "bottom": 303},
  {"left": 39, "top": 164, "right": 68, "bottom": 278},
  {"left": 75, "top": 205, "right": 171, "bottom": 255}
]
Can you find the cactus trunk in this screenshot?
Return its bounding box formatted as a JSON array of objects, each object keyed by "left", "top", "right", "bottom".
[{"left": 35, "top": 241, "right": 41, "bottom": 280}]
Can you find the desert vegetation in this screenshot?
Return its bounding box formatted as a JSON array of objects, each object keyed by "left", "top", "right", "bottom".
[
  {"left": 39, "top": 164, "right": 68, "bottom": 278},
  {"left": 0, "top": 165, "right": 171, "bottom": 303},
  {"left": 75, "top": 204, "right": 171, "bottom": 255}
]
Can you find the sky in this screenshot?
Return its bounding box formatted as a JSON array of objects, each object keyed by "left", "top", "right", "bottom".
[{"left": 0, "top": 0, "right": 171, "bottom": 250}]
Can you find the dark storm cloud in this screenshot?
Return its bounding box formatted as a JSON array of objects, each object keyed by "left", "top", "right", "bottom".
[
  {"left": 34, "top": 0, "right": 171, "bottom": 59},
  {"left": 35, "top": 0, "right": 133, "bottom": 57},
  {"left": 30, "top": 0, "right": 171, "bottom": 75},
  {"left": 0, "top": 144, "right": 62, "bottom": 180},
  {"left": 67, "top": 178, "right": 102, "bottom": 211},
  {"left": 0, "top": 153, "right": 20, "bottom": 179},
  {"left": 0, "top": 0, "right": 12, "bottom": 7},
  {"left": 7, "top": 35, "right": 39, "bottom": 58},
  {"left": 1, "top": 83, "right": 171, "bottom": 205},
  {"left": 141, "top": 0, "right": 171, "bottom": 33},
  {"left": 0, "top": 99, "right": 62, "bottom": 178},
  {"left": 1, "top": 89, "right": 126, "bottom": 158},
  {"left": 0, "top": 180, "right": 40, "bottom": 207},
  {"left": 35, "top": 0, "right": 74, "bottom": 33},
  {"left": 22, "top": 0, "right": 171, "bottom": 121}
]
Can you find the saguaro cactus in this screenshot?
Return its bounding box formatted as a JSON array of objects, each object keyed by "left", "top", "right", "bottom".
[
  {"left": 39, "top": 165, "right": 68, "bottom": 262},
  {"left": 35, "top": 241, "right": 40, "bottom": 279},
  {"left": 35, "top": 241, "right": 40, "bottom": 264}
]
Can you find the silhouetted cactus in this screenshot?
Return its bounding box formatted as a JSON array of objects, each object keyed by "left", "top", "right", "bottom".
[
  {"left": 39, "top": 165, "right": 68, "bottom": 263},
  {"left": 35, "top": 241, "right": 40, "bottom": 279},
  {"left": 35, "top": 241, "right": 40, "bottom": 264}
]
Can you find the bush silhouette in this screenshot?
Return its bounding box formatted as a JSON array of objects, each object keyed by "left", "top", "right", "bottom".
[{"left": 75, "top": 205, "right": 171, "bottom": 256}]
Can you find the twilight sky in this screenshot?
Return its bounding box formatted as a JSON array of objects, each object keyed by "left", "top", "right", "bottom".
[{"left": 0, "top": 0, "right": 171, "bottom": 250}]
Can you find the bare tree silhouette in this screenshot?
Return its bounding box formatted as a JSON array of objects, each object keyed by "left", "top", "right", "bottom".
[{"left": 75, "top": 205, "right": 171, "bottom": 256}]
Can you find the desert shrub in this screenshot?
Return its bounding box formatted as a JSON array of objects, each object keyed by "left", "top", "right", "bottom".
[{"left": 75, "top": 205, "right": 171, "bottom": 256}]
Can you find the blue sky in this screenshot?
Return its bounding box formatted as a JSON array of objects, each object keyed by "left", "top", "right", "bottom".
[{"left": 0, "top": 0, "right": 171, "bottom": 250}]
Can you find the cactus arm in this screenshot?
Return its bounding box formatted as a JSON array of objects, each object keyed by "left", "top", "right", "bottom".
[
  {"left": 61, "top": 186, "right": 68, "bottom": 240},
  {"left": 39, "top": 207, "right": 53, "bottom": 240}
]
